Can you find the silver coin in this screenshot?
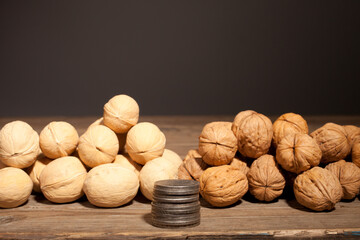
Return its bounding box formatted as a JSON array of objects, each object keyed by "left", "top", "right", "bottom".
[
  {"left": 151, "top": 205, "right": 200, "bottom": 215},
  {"left": 154, "top": 179, "right": 199, "bottom": 194},
  {"left": 152, "top": 215, "right": 200, "bottom": 228},
  {"left": 153, "top": 187, "right": 199, "bottom": 196},
  {"left": 152, "top": 194, "right": 199, "bottom": 203},
  {"left": 152, "top": 212, "right": 200, "bottom": 220}
]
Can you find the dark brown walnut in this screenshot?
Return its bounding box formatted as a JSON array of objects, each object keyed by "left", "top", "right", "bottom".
[
  {"left": 247, "top": 154, "right": 285, "bottom": 201},
  {"left": 310, "top": 123, "right": 351, "bottom": 164},
  {"left": 325, "top": 160, "right": 360, "bottom": 199},
  {"left": 200, "top": 165, "right": 248, "bottom": 207},
  {"left": 177, "top": 164, "right": 193, "bottom": 180},
  {"left": 199, "top": 122, "right": 237, "bottom": 166},
  {"left": 232, "top": 110, "right": 273, "bottom": 159},
  {"left": 178, "top": 149, "right": 208, "bottom": 181},
  {"left": 352, "top": 142, "right": 360, "bottom": 168},
  {"left": 293, "top": 167, "right": 342, "bottom": 211},
  {"left": 344, "top": 125, "right": 360, "bottom": 148},
  {"left": 276, "top": 133, "right": 322, "bottom": 174},
  {"left": 229, "top": 156, "right": 249, "bottom": 176},
  {"left": 272, "top": 113, "right": 308, "bottom": 147}
]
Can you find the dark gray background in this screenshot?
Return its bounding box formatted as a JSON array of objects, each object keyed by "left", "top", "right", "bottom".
[{"left": 0, "top": 0, "right": 359, "bottom": 117}]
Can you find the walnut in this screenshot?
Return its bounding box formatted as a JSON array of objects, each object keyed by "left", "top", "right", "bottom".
[
  {"left": 310, "top": 123, "right": 351, "bottom": 163},
  {"left": 247, "top": 154, "right": 285, "bottom": 201},
  {"left": 325, "top": 160, "right": 360, "bottom": 199},
  {"left": 39, "top": 156, "right": 87, "bottom": 203},
  {"left": 293, "top": 167, "right": 342, "bottom": 211},
  {"left": 272, "top": 113, "right": 308, "bottom": 147},
  {"left": 125, "top": 122, "right": 166, "bottom": 165},
  {"left": 178, "top": 149, "right": 208, "bottom": 181},
  {"left": 0, "top": 167, "right": 33, "bottom": 208},
  {"left": 232, "top": 110, "right": 273, "bottom": 158},
  {"left": 83, "top": 163, "right": 139, "bottom": 207},
  {"left": 103, "top": 94, "right": 139, "bottom": 134},
  {"left": 229, "top": 156, "right": 249, "bottom": 176},
  {"left": 88, "top": 117, "right": 127, "bottom": 153},
  {"left": 139, "top": 157, "right": 180, "bottom": 200},
  {"left": 353, "top": 142, "right": 360, "bottom": 168},
  {"left": 344, "top": 125, "right": 360, "bottom": 147},
  {"left": 39, "top": 121, "right": 79, "bottom": 159},
  {"left": 0, "top": 121, "right": 40, "bottom": 168},
  {"left": 198, "top": 122, "right": 237, "bottom": 166},
  {"left": 276, "top": 133, "right": 321, "bottom": 174},
  {"left": 200, "top": 165, "right": 248, "bottom": 207},
  {"left": 78, "top": 125, "right": 119, "bottom": 168}
]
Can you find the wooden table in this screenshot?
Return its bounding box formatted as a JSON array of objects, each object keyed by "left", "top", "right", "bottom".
[{"left": 0, "top": 115, "right": 360, "bottom": 239}]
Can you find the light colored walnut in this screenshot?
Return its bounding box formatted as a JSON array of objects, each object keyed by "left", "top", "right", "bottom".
[
  {"left": 78, "top": 125, "right": 119, "bottom": 168},
  {"left": 39, "top": 156, "right": 87, "bottom": 203},
  {"left": 272, "top": 113, "right": 308, "bottom": 147},
  {"left": 26, "top": 153, "right": 52, "bottom": 192},
  {"left": 232, "top": 110, "right": 273, "bottom": 158},
  {"left": 103, "top": 94, "right": 139, "bottom": 134},
  {"left": 39, "top": 121, "right": 79, "bottom": 159},
  {"left": 199, "top": 122, "right": 237, "bottom": 166},
  {"left": 88, "top": 117, "right": 126, "bottom": 152},
  {"left": 0, "top": 121, "right": 40, "bottom": 168},
  {"left": 200, "top": 165, "right": 248, "bottom": 207},
  {"left": 247, "top": 154, "right": 285, "bottom": 202},
  {"left": 113, "top": 154, "right": 142, "bottom": 177},
  {"left": 126, "top": 122, "right": 166, "bottom": 165},
  {"left": 310, "top": 123, "right": 351, "bottom": 164},
  {"left": 139, "top": 157, "right": 180, "bottom": 201},
  {"left": 294, "top": 167, "right": 342, "bottom": 211},
  {"left": 83, "top": 163, "right": 139, "bottom": 208},
  {"left": 325, "top": 160, "right": 360, "bottom": 199},
  {"left": 0, "top": 167, "right": 33, "bottom": 208},
  {"left": 276, "top": 133, "right": 321, "bottom": 174}
]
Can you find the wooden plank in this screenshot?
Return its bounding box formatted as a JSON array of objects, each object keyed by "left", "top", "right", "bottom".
[{"left": 0, "top": 115, "right": 360, "bottom": 239}]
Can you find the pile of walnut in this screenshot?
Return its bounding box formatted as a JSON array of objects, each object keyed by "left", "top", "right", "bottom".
[
  {"left": 0, "top": 94, "right": 182, "bottom": 208},
  {"left": 178, "top": 111, "right": 360, "bottom": 211}
]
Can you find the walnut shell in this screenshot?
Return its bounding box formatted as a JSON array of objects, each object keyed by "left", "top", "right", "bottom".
[
  {"left": 293, "top": 167, "right": 342, "bottom": 211},
  {"left": 200, "top": 165, "right": 248, "bottom": 207},
  {"left": 199, "top": 122, "right": 237, "bottom": 166},
  {"left": 229, "top": 157, "right": 249, "bottom": 176},
  {"left": 126, "top": 122, "right": 166, "bottom": 165},
  {"left": 0, "top": 121, "right": 40, "bottom": 168},
  {"left": 78, "top": 125, "right": 119, "bottom": 168},
  {"left": 39, "top": 156, "right": 87, "bottom": 203},
  {"left": 139, "top": 157, "right": 180, "bottom": 200},
  {"left": 88, "top": 117, "right": 127, "bottom": 153},
  {"left": 26, "top": 153, "right": 52, "bottom": 192},
  {"left": 344, "top": 125, "right": 360, "bottom": 147},
  {"left": 178, "top": 150, "right": 208, "bottom": 181},
  {"left": 113, "top": 154, "right": 142, "bottom": 177},
  {"left": 325, "top": 160, "right": 360, "bottom": 199},
  {"left": 276, "top": 133, "right": 321, "bottom": 174},
  {"left": 0, "top": 167, "right": 33, "bottom": 208},
  {"left": 162, "top": 149, "right": 183, "bottom": 167},
  {"left": 352, "top": 142, "right": 360, "bottom": 168},
  {"left": 247, "top": 154, "right": 285, "bottom": 201},
  {"left": 232, "top": 110, "right": 273, "bottom": 158},
  {"left": 39, "top": 121, "right": 79, "bottom": 159},
  {"left": 83, "top": 163, "right": 139, "bottom": 207},
  {"left": 272, "top": 113, "right": 308, "bottom": 147},
  {"left": 310, "top": 123, "right": 351, "bottom": 163},
  {"left": 103, "top": 94, "right": 139, "bottom": 134}
]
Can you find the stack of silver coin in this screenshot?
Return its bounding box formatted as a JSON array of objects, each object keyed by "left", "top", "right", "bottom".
[{"left": 151, "top": 179, "right": 200, "bottom": 228}]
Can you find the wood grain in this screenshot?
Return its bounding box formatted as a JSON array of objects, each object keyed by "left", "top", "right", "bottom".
[{"left": 0, "top": 115, "right": 360, "bottom": 239}]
